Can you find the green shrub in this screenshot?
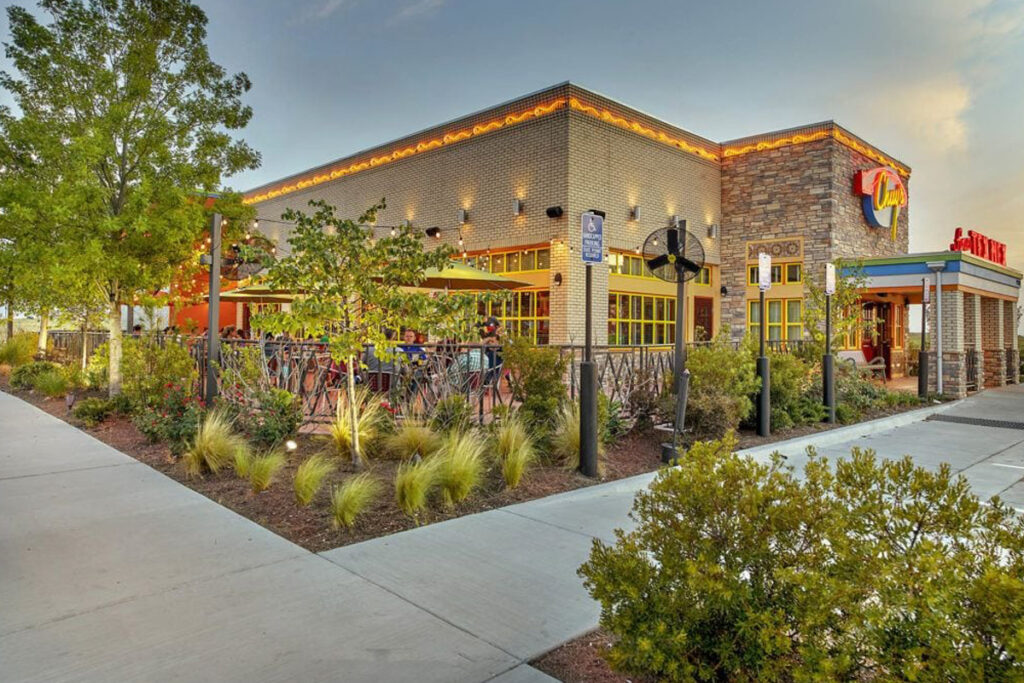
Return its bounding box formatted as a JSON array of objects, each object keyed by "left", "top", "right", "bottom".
[
  {"left": 230, "top": 388, "right": 303, "bottom": 449},
  {"left": 626, "top": 367, "right": 660, "bottom": 431},
  {"left": 493, "top": 413, "right": 536, "bottom": 489},
  {"left": 72, "top": 397, "right": 113, "bottom": 427},
  {"left": 580, "top": 436, "right": 1024, "bottom": 681},
  {"left": 32, "top": 369, "right": 69, "bottom": 398},
  {"left": 330, "top": 473, "right": 382, "bottom": 529},
  {"left": 684, "top": 386, "right": 741, "bottom": 443},
  {"left": 598, "top": 392, "right": 626, "bottom": 445},
  {"left": 133, "top": 384, "right": 204, "bottom": 454},
  {"left": 293, "top": 454, "right": 336, "bottom": 506},
  {"left": 0, "top": 332, "right": 38, "bottom": 367},
  {"left": 10, "top": 360, "right": 61, "bottom": 389},
  {"left": 503, "top": 336, "right": 568, "bottom": 442},
  {"left": 386, "top": 419, "right": 442, "bottom": 460},
  {"left": 835, "top": 363, "right": 887, "bottom": 422},
  {"left": 248, "top": 451, "right": 287, "bottom": 493},
  {"left": 183, "top": 410, "right": 246, "bottom": 478},
  {"left": 689, "top": 332, "right": 759, "bottom": 423},
  {"left": 550, "top": 401, "right": 605, "bottom": 472},
  {"left": 880, "top": 389, "right": 921, "bottom": 409},
  {"left": 429, "top": 394, "right": 473, "bottom": 434},
  {"left": 328, "top": 386, "right": 388, "bottom": 461},
  {"left": 394, "top": 459, "right": 437, "bottom": 520},
  {"left": 90, "top": 336, "right": 196, "bottom": 408},
  {"left": 436, "top": 430, "right": 486, "bottom": 507}
]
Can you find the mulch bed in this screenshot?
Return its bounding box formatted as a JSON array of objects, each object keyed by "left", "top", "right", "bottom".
[
  {"left": 533, "top": 629, "right": 655, "bottom": 683},
  {"left": 1, "top": 377, "right": 663, "bottom": 552},
  {"left": 1, "top": 374, "right": 933, "bottom": 553}
]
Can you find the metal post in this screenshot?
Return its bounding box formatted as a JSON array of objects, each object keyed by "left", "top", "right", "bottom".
[
  {"left": 205, "top": 213, "right": 222, "bottom": 404},
  {"left": 757, "top": 289, "right": 770, "bottom": 436},
  {"left": 918, "top": 277, "right": 929, "bottom": 398},
  {"left": 928, "top": 265, "right": 945, "bottom": 395},
  {"left": 580, "top": 264, "right": 599, "bottom": 477},
  {"left": 823, "top": 293, "right": 835, "bottom": 423}
]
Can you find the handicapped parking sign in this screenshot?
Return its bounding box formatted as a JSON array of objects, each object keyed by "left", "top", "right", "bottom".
[{"left": 581, "top": 212, "right": 603, "bottom": 265}]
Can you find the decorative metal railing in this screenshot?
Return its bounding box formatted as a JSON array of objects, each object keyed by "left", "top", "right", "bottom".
[
  {"left": 41, "top": 330, "right": 812, "bottom": 424},
  {"left": 965, "top": 348, "right": 980, "bottom": 392}
]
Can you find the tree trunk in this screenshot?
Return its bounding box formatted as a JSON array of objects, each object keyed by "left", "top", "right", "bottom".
[
  {"left": 346, "top": 354, "right": 362, "bottom": 467},
  {"left": 36, "top": 311, "right": 49, "bottom": 359},
  {"left": 81, "top": 318, "right": 89, "bottom": 370},
  {"left": 108, "top": 299, "right": 123, "bottom": 397},
  {"left": 5, "top": 301, "right": 12, "bottom": 341}
]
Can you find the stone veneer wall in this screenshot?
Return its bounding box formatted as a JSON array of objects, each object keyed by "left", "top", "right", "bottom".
[{"left": 721, "top": 134, "right": 910, "bottom": 342}]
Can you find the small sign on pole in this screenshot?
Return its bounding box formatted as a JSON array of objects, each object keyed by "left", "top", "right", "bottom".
[
  {"left": 922, "top": 277, "right": 930, "bottom": 304},
  {"left": 758, "top": 252, "right": 772, "bottom": 292},
  {"left": 825, "top": 263, "right": 836, "bottom": 296},
  {"left": 581, "top": 212, "right": 604, "bottom": 265}
]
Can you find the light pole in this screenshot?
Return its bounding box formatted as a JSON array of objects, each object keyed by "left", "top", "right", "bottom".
[
  {"left": 200, "top": 213, "right": 222, "bottom": 403},
  {"left": 926, "top": 261, "right": 946, "bottom": 396},
  {"left": 823, "top": 263, "right": 836, "bottom": 423},
  {"left": 756, "top": 252, "right": 771, "bottom": 437},
  {"left": 918, "top": 277, "right": 930, "bottom": 398}
]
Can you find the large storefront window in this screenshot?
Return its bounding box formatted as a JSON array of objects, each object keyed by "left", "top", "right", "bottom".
[
  {"left": 480, "top": 290, "right": 550, "bottom": 344},
  {"left": 747, "top": 298, "right": 803, "bottom": 341},
  {"left": 608, "top": 292, "right": 675, "bottom": 346}
]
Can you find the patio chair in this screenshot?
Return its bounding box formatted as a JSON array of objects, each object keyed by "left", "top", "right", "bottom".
[{"left": 839, "top": 350, "right": 887, "bottom": 382}]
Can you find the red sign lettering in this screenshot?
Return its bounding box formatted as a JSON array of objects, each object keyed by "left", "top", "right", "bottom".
[{"left": 949, "top": 227, "right": 1007, "bottom": 266}]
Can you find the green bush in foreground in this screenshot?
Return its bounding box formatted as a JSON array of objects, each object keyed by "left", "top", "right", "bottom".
[
  {"left": 0, "top": 332, "right": 37, "bottom": 367},
  {"left": 580, "top": 434, "right": 1024, "bottom": 682},
  {"left": 330, "top": 473, "right": 382, "bottom": 529},
  {"left": 10, "top": 360, "right": 61, "bottom": 389},
  {"left": 293, "top": 454, "right": 336, "bottom": 506},
  {"left": 72, "top": 397, "right": 113, "bottom": 427},
  {"left": 32, "top": 369, "right": 69, "bottom": 398}
]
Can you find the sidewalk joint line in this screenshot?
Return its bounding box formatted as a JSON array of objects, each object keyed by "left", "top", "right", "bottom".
[
  {"left": 314, "top": 552, "right": 522, "bottom": 662},
  {"left": 0, "top": 460, "right": 136, "bottom": 482},
  {"left": 498, "top": 508, "right": 608, "bottom": 541}
]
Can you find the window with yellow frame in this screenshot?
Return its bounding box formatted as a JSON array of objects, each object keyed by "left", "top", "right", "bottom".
[
  {"left": 608, "top": 292, "right": 676, "bottom": 345},
  {"left": 748, "top": 298, "right": 804, "bottom": 341},
  {"left": 611, "top": 252, "right": 710, "bottom": 284},
  {"left": 892, "top": 304, "right": 905, "bottom": 349},
  {"left": 478, "top": 290, "right": 551, "bottom": 344},
  {"left": 460, "top": 247, "right": 551, "bottom": 274},
  {"left": 747, "top": 263, "right": 801, "bottom": 285}
]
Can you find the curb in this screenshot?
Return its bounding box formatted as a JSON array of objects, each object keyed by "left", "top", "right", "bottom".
[{"left": 737, "top": 398, "right": 964, "bottom": 460}]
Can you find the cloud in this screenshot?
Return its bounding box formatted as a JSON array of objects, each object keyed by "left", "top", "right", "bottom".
[
  {"left": 294, "top": 0, "right": 355, "bottom": 24},
  {"left": 393, "top": 0, "right": 445, "bottom": 22}
]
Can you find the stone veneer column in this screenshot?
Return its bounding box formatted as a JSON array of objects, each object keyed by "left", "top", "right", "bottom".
[
  {"left": 963, "top": 294, "right": 982, "bottom": 391},
  {"left": 981, "top": 297, "right": 1006, "bottom": 387},
  {"left": 935, "top": 290, "right": 966, "bottom": 397}
]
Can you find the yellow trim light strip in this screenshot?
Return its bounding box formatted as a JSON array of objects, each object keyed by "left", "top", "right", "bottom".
[{"left": 723, "top": 129, "right": 909, "bottom": 177}]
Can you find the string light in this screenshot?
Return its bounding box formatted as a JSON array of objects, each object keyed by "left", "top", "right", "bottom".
[{"left": 390, "top": 226, "right": 397, "bottom": 237}]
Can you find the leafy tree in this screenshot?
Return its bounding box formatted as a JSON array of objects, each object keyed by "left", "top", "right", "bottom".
[
  {"left": 801, "top": 259, "right": 867, "bottom": 356},
  {"left": 252, "top": 199, "right": 485, "bottom": 466},
  {"left": 0, "top": 0, "right": 259, "bottom": 395},
  {"left": 580, "top": 435, "right": 1024, "bottom": 682}
]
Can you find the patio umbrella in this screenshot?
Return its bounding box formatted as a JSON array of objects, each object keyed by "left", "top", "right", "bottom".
[
  {"left": 415, "top": 262, "right": 531, "bottom": 291},
  {"left": 215, "top": 284, "right": 300, "bottom": 304}
]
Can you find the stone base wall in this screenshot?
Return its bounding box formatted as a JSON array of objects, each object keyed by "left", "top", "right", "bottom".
[
  {"left": 926, "top": 351, "right": 967, "bottom": 398},
  {"left": 983, "top": 348, "right": 1007, "bottom": 388},
  {"left": 1008, "top": 349, "right": 1021, "bottom": 385}
]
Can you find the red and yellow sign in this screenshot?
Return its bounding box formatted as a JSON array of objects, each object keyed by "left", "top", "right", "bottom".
[
  {"left": 950, "top": 227, "right": 1007, "bottom": 266},
  {"left": 854, "top": 167, "right": 907, "bottom": 241}
]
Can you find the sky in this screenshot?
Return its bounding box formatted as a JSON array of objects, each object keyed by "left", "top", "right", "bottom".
[{"left": 3, "top": 0, "right": 1024, "bottom": 326}]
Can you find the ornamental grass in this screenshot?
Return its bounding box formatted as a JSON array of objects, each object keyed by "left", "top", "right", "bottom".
[
  {"left": 328, "top": 386, "right": 388, "bottom": 461},
  {"left": 293, "top": 454, "right": 336, "bottom": 506},
  {"left": 435, "top": 430, "right": 486, "bottom": 508},
  {"left": 385, "top": 418, "right": 442, "bottom": 460},
  {"left": 330, "top": 473, "right": 382, "bottom": 529},
  {"left": 248, "top": 451, "right": 287, "bottom": 493},
  {"left": 493, "top": 413, "right": 536, "bottom": 489},
  {"left": 183, "top": 410, "right": 246, "bottom": 479},
  {"left": 394, "top": 459, "right": 438, "bottom": 520}
]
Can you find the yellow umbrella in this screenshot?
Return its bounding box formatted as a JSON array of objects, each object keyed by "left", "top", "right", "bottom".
[{"left": 415, "top": 262, "right": 531, "bottom": 291}]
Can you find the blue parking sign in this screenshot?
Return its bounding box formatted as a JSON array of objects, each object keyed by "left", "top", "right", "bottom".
[{"left": 581, "top": 212, "right": 603, "bottom": 265}]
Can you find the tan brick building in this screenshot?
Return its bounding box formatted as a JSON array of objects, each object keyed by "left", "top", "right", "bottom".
[{"left": 237, "top": 83, "right": 1019, "bottom": 394}]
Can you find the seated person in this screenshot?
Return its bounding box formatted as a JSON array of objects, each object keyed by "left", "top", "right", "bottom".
[
  {"left": 400, "top": 328, "right": 427, "bottom": 364},
  {"left": 363, "top": 329, "right": 398, "bottom": 377}
]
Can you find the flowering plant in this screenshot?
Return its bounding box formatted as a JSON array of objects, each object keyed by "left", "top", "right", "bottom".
[{"left": 133, "top": 383, "right": 204, "bottom": 453}]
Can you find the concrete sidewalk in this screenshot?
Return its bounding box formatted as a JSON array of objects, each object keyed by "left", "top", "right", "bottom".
[{"left": 3, "top": 386, "right": 1024, "bottom": 682}]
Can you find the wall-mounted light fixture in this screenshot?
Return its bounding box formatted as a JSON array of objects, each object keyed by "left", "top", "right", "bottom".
[
  {"left": 545, "top": 205, "right": 564, "bottom": 218},
  {"left": 457, "top": 208, "right": 468, "bottom": 224},
  {"left": 720, "top": 285, "right": 728, "bottom": 296},
  {"left": 425, "top": 227, "right": 441, "bottom": 239},
  {"left": 553, "top": 273, "right": 563, "bottom": 287},
  {"left": 629, "top": 205, "right": 641, "bottom": 221},
  {"left": 669, "top": 215, "right": 680, "bottom": 228},
  {"left": 513, "top": 198, "right": 524, "bottom": 216},
  {"left": 708, "top": 223, "right": 719, "bottom": 239}
]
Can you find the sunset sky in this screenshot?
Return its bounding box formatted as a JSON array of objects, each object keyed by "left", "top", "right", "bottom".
[{"left": 4, "top": 0, "right": 1023, "bottom": 323}]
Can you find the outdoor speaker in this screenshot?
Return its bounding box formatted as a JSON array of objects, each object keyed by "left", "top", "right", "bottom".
[{"left": 546, "top": 206, "right": 563, "bottom": 218}]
